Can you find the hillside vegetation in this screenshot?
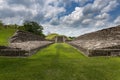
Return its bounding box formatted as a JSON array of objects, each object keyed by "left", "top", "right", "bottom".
[
  {"left": 0, "top": 27, "right": 16, "bottom": 45},
  {"left": 45, "top": 33, "right": 59, "bottom": 40},
  {"left": 45, "top": 33, "right": 72, "bottom": 40}
]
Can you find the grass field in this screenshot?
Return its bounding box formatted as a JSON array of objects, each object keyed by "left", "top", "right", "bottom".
[
  {"left": 0, "top": 43, "right": 120, "bottom": 80},
  {"left": 0, "top": 27, "right": 16, "bottom": 45}
]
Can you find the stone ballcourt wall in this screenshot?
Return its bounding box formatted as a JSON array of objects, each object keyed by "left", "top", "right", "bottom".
[
  {"left": 0, "top": 46, "right": 28, "bottom": 56},
  {"left": 69, "top": 42, "right": 120, "bottom": 57},
  {"left": 9, "top": 41, "right": 53, "bottom": 51},
  {"left": 75, "top": 25, "right": 120, "bottom": 41},
  {"left": 0, "top": 42, "right": 53, "bottom": 57},
  {"left": 89, "top": 49, "right": 120, "bottom": 56},
  {"left": 69, "top": 25, "right": 120, "bottom": 56},
  {"left": 10, "top": 30, "right": 45, "bottom": 43},
  {"left": 0, "top": 49, "right": 27, "bottom": 56},
  {"left": 69, "top": 43, "right": 89, "bottom": 56},
  {"left": 0, "top": 30, "right": 53, "bottom": 57}
]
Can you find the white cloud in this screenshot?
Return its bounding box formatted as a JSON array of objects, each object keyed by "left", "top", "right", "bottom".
[
  {"left": 92, "top": 0, "right": 108, "bottom": 10},
  {"left": 44, "top": 5, "right": 65, "bottom": 18},
  {"left": 42, "top": 0, "right": 119, "bottom": 36},
  {"left": 62, "top": 7, "right": 83, "bottom": 24},
  {"left": 101, "top": 0, "right": 119, "bottom": 13},
  {"left": 2, "top": 16, "right": 24, "bottom": 25},
  {"left": 95, "top": 13, "right": 109, "bottom": 20},
  {"left": 0, "top": 0, "right": 4, "bottom": 3},
  {"left": 114, "top": 16, "right": 120, "bottom": 24},
  {"left": 74, "top": 0, "right": 90, "bottom": 5},
  {"left": 0, "top": 0, "right": 120, "bottom": 36},
  {"left": 95, "top": 21, "right": 105, "bottom": 27},
  {"left": 82, "top": 19, "right": 92, "bottom": 24}
]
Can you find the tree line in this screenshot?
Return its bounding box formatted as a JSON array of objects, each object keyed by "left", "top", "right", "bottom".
[{"left": 0, "top": 20, "right": 45, "bottom": 37}]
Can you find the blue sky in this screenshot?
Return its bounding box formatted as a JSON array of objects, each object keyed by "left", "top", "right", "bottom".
[{"left": 0, "top": 0, "right": 120, "bottom": 36}]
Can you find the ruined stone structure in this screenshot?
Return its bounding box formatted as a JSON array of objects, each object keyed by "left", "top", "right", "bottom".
[
  {"left": 0, "top": 46, "right": 27, "bottom": 56},
  {"left": 10, "top": 30, "right": 45, "bottom": 43},
  {"left": 0, "top": 41, "right": 53, "bottom": 57},
  {"left": 0, "top": 30, "right": 53, "bottom": 57},
  {"left": 69, "top": 25, "right": 120, "bottom": 56},
  {"left": 54, "top": 36, "right": 67, "bottom": 43},
  {"left": 9, "top": 41, "right": 53, "bottom": 56}
]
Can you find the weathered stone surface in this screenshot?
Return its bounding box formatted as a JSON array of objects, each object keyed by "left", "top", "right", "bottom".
[
  {"left": 0, "top": 41, "right": 53, "bottom": 57},
  {"left": 9, "top": 41, "right": 53, "bottom": 55},
  {"left": 0, "top": 46, "right": 27, "bottom": 56},
  {"left": 75, "top": 25, "right": 120, "bottom": 41},
  {"left": 0, "top": 30, "right": 53, "bottom": 57},
  {"left": 53, "top": 36, "right": 68, "bottom": 43},
  {"left": 10, "top": 30, "right": 45, "bottom": 43},
  {"left": 69, "top": 25, "right": 120, "bottom": 56}
]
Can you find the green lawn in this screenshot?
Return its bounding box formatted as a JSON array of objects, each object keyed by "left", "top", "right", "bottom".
[
  {"left": 0, "top": 43, "right": 120, "bottom": 80},
  {"left": 0, "top": 27, "right": 16, "bottom": 45}
]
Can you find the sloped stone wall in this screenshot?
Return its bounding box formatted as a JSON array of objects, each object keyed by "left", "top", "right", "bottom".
[
  {"left": 0, "top": 30, "right": 53, "bottom": 57},
  {"left": 69, "top": 25, "right": 120, "bottom": 56},
  {"left": 10, "top": 30, "right": 45, "bottom": 43},
  {"left": 76, "top": 25, "right": 120, "bottom": 41},
  {"left": 0, "top": 41, "right": 53, "bottom": 57},
  {"left": 69, "top": 43, "right": 89, "bottom": 56},
  {"left": 9, "top": 41, "right": 53, "bottom": 56}
]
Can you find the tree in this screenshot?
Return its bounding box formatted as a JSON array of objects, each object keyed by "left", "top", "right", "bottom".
[
  {"left": 0, "top": 20, "right": 3, "bottom": 27},
  {"left": 22, "top": 21, "right": 45, "bottom": 37},
  {"left": 69, "top": 36, "right": 76, "bottom": 40}
]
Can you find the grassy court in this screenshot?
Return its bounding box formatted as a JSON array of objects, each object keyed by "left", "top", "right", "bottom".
[{"left": 0, "top": 43, "right": 120, "bottom": 80}]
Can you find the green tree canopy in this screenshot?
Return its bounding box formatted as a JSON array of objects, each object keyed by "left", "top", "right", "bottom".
[
  {"left": 0, "top": 20, "right": 3, "bottom": 27},
  {"left": 21, "top": 21, "right": 44, "bottom": 37}
]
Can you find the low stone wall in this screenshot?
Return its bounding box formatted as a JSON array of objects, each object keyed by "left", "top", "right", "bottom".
[
  {"left": 69, "top": 43, "right": 120, "bottom": 57},
  {"left": 89, "top": 49, "right": 120, "bottom": 56},
  {"left": 0, "top": 41, "right": 53, "bottom": 57},
  {"left": 0, "top": 49, "right": 27, "bottom": 56},
  {"left": 0, "top": 46, "right": 10, "bottom": 49},
  {"left": 24, "top": 42, "right": 53, "bottom": 56},
  {"left": 9, "top": 41, "right": 53, "bottom": 56},
  {"left": 10, "top": 41, "right": 52, "bottom": 51},
  {"left": 0, "top": 46, "right": 28, "bottom": 56}
]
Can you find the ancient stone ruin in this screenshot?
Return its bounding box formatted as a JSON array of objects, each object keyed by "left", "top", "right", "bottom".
[
  {"left": 53, "top": 36, "right": 68, "bottom": 43},
  {"left": 69, "top": 25, "right": 120, "bottom": 56},
  {"left": 9, "top": 41, "right": 52, "bottom": 56},
  {"left": 0, "top": 46, "right": 27, "bottom": 56},
  {"left": 10, "top": 30, "right": 45, "bottom": 43},
  {"left": 0, "top": 30, "right": 53, "bottom": 57}
]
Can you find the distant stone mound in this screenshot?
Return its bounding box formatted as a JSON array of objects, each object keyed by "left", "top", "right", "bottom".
[
  {"left": 10, "top": 30, "right": 45, "bottom": 43},
  {"left": 53, "top": 36, "right": 68, "bottom": 43},
  {"left": 69, "top": 25, "right": 120, "bottom": 56}
]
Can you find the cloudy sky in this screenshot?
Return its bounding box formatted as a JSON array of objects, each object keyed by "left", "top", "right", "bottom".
[{"left": 0, "top": 0, "right": 120, "bottom": 36}]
